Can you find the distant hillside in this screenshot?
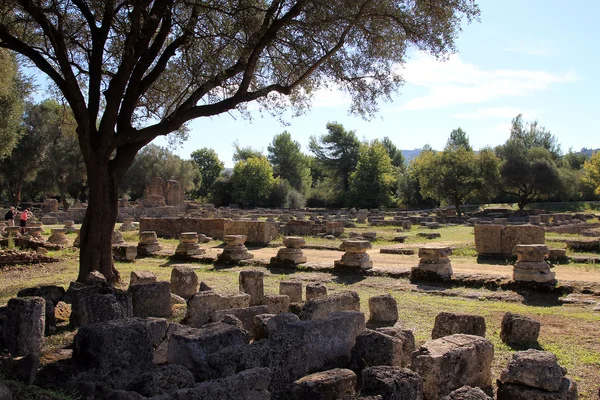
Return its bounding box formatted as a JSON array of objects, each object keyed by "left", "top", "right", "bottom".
[
  {"left": 401, "top": 149, "right": 422, "bottom": 163},
  {"left": 578, "top": 148, "right": 600, "bottom": 157}
]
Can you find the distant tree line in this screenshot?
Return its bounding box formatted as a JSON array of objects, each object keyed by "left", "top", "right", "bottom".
[{"left": 1, "top": 55, "right": 598, "bottom": 210}]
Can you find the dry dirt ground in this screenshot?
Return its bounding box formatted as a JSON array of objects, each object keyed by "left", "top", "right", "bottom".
[{"left": 203, "top": 246, "right": 600, "bottom": 283}]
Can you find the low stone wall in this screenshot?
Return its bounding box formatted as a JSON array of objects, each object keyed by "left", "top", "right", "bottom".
[
  {"left": 139, "top": 218, "right": 227, "bottom": 239},
  {"left": 224, "top": 220, "right": 274, "bottom": 244},
  {"left": 474, "top": 224, "right": 545, "bottom": 256}
]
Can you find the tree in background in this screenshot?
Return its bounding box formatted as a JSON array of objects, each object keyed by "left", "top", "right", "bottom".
[
  {"left": 190, "top": 148, "right": 224, "bottom": 198},
  {"left": 413, "top": 131, "right": 499, "bottom": 215},
  {"left": 583, "top": 152, "right": 600, "bottom": 196},
  {"left": 509, "top": 114, "right": 561, "bottom": 160},
  {"left": 349, "top": 140, "right": 396, "bottom": 208},
  {"left": 496, "top": 140, "right": 561, "bottom": 209},
  {"left": 120, "top": 144, "right": 201, "bottom": 200},
  {"left": 232, "top": 157, "right": 275, "bottom": 208},
  {"left": 309, "top": 122, "right": 361, "bottom": 195},
  {"left": 0, "top": 49, "right": 30, "bottom": 158},
  {"left": 381, "top": 136, "right": 406, "bottom": 172},
  {"left": 446, "top": 127, "right": 472, "bottom": 151},
  {"left": 267, "top": 131, "right": 311, "bottom": 194},
  {"left": 208, "top": 171, "right": 234, "bottom": 207},
  {"left": 233, "top": 141, "right": 264, "bottom": 162},
  {"left": 0, "top": 100, "right": 63, "bottom": 205}
]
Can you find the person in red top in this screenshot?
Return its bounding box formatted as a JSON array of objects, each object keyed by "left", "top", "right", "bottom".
[{"left": 19, "top": 207, "right": 32, "bottom": 234}]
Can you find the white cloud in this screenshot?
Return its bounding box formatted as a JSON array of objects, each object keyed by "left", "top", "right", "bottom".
[
  {"left": 312, "top": 87, "right": 350, "bottom": 108},
  {"left": 455, "top": 107, "right": 541, "bottom": 120},
  {"left": 392, "top": 53, "right": 577, "bottom": 111}
]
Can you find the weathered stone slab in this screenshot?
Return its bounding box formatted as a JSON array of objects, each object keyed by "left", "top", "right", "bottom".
[
  {"left": 239, "top": 270, "right": 264, "bottom": 306},
  {"left": 361, "top": 366, "right": 423, "bottom": 400},
  {"left": 299, "top": 291, "right": 360, "bottom": 320},
  {"left": 500, "top": 312, "right": 540, "bottom": 348},
  {"left": 170, "top": 265, "right": 199, "bottom": 299},
  {"left": 212, "top": 305, "right": 269, "bottom": 336},
  {"left": 184, "top": 291, "right": 251, "bottom": 328},
  {"left": 167, "top": 322, "right": 248, "bottom": 375},
  {"left": 411, "top": 334, "right": 494, "bottom": 399},
  {"left": 350, "top": 329, "right": 404, "bottom": 371},
  {"left": 4, "top": 297, "right": 45, "bottom": 357},
  {"left": 291, "top": 368, "right": 356, "bottom": 400},
  {"left": 129, "top": 281, "right": 172, "bottom": 318},
  {"left": 368, "top": 294, "right": 398, "bottom": 327},
  {"left": 130, "top": 270, "right": 157, "bottom": 285},
  {"left": 280, "top": 281, "right": 302, "bottom": 303},
  {"left": 431, "top": 312, "right": 486, "bottom": 339}
]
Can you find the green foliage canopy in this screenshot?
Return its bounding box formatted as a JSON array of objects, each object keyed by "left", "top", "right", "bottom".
[
  {"left": 190, "top": 147, "right": 224, "bottom": 198},
  {"left": 349, "top": 140, "right": 396, "bottom": 208},
  {"left": 232, "top": 156, "right": 276, "bottom": 208},
  {"left": 267, "top": 131, "right": 311, "bottom": 194}
]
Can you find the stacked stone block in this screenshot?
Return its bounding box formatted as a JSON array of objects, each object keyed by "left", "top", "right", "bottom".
[
  {"left": 217, "top": 235, "right": 254, "bottom": 263},
  {"left": 513, "top": 244, "right": 556, "bottom": 284},
  {"left": 411, "top": 247, "right": 453, "bottom": 281},
  {"left": 137, "top": 231, "right": 162, "bottom": 256},
  {"left": 334, "top": 240, "right": 373, "bottom": 270},
  {"left": 174, "top": 232, "right": 206, "bottom": 257},
  {"left": 270, "top": 236, "right": 307, "bottom": 266}
]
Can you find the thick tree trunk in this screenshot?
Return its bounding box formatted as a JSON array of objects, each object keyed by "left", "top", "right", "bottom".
[
  {"left": 77, "top": 160, "right": 120, "bottom": 283},
  {"left": 454, "top": 196, "right": 462, "bottom": 217}
]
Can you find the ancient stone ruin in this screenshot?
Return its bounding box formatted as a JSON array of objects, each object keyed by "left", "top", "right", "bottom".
[
  {"left": 142, "top": 176, "right": 184, "bottom": 207},
  {"left": 0, "top": 266, "right": 582, "bottom": 400},
  {"left": 411, "top": 246, "right": 453, "bottom": 281},
  {"left": 512, "top": 244, "right": 556, "bottom": 285},
  {"left": 334, "top": 240, "right": 373, "bottom": 270},
  {"left": 475, "top": 224, "right": 545, "bottom": 257},
  {"left": 217, "top": 235, "right": 254, "bottom": 263},
  {"left": 270, "top": 236, "right": 307, "bottom": 266}
]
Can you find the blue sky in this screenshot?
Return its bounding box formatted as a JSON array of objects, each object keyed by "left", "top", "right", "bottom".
[{"left": 156, "top": 0, "right": 599, "bottom": 167}]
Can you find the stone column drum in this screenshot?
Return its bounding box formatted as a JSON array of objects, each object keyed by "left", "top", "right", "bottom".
[
  {"left": 513, "top": 244, "right": 556, "bottom": 284},
  {"left": 175, "top": 232, "right": 206, "bottom": 257},
  {"left": 137, "top": 231, "right": 162, "bottom": 256},
  {"left": 239, "top": 270, "right": 264, "bottom": 306},
  {"left": 119, "top": 218, "right": 137, "bottom": 232},
  {"left": 270, "top": 236, "right": 307, "bottom": 266},
  {"left": 63, "top": 220, "right": 76, "bottom": 233},
  {"left": 217, "top": 235, "right": 253, "bottom": 262},
  {"left": 334, "top": 240, "right": 373, "bottom": 270},
  {"left": 48, "top": 228, "right": 69, "bottom": 245},
  {"left": 411, "top": 247, "right": 453, "bottom": 281}
]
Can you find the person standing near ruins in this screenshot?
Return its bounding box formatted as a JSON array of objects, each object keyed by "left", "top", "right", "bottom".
[
  {"left": 4, "top": 206, "right": 16, "bottom": 227},
  {"left": 19, "top": 207, "right": 32, "bottom": 234}
]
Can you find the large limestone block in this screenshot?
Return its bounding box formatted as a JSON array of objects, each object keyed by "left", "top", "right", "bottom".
[
  {"left": 130, "top": 271, "right": 157, "bottom": 285},
  {"left": 239, "top": 270, "right": 265, "bottom": 306},
  {"left": 167, "top": 322, "right": 248, "bottom": 374},
  {"left": 211, "top": 305, "right": 270, "bottom": 336},
  {"left": 129, "top": 281, "right": 172, "bottom": 318},
  {"left": 184, "top": 291, "right": 250, "bottom": 327},
  {"left": 170, "top": 368, "right": 271, "bottom": 400},
  {"left": 431, "top": 312, "right": 486, "bottom": 339},
  {"left": 368, "top": 294, "right": 398, "bottom": 327},
  {"left": 280, "top": 281, "right": 302, "bottom": 303},
  {"left": 499, "top": 350, "right": 567, "bottom": 392},
  {"left": 496, "top": 378, "right": 578, "bottom": 400},
  {"left": 500, "top": 312, "right": 540, "bottom": 347},
  {"left": 350, "top": 330, "right": 405, "bottom": 371},
  {"left": 360, "top": 366, "right": 423, "bottom": 400},
  {"left": 73, "top": 318, "right": 155, "bottom": 387},
  {"left": 306, "top": 283, "right": 327, "bottom": 300},
  {"left": 170, "top": 265, "right": 199, "bottom": 299},
  {"left": 502, "top": 225, "right": 545, "bottom": 255},
  {"left": 474, "top": 224, "right": 503, "bottom": 255},
  {"left": 411, "top": 334, "right": 494, "bottom": 400},
  {"left": 376, "top": 327, "right": 416, "bottom": 368},
  {"left": 78, "top": 293, "right": 128, "bottom": 326},
  {"left": 4, "top": 297, "right": 45, "bottom": 357},
  {"left": 299, "top": 291, "right": 360, "bottom": 320},
  {"left": 267, "top": 311, "right": 366, "bottom": 397},
  {"left": 291, "top": 368, "right": 356, "bottom": 400}
]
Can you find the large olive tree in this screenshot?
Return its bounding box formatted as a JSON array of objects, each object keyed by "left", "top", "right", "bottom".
[{"left": 0, "top": 0, "right": 479, "bottom": 283}]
